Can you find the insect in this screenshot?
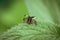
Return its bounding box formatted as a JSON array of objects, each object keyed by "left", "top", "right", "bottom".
[{"left": 23, "top": 15, "right": 37, "bottom": 25}]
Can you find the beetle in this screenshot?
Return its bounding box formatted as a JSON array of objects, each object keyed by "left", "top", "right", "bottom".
[{"left": 23, "top": 15, "right": 37, "bottom": 25}]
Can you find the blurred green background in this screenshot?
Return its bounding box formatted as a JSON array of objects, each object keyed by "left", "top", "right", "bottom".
[
  {"left": 0, "top": 0, "right": 60, "bottom": 35},
  {"left": 0, "top": 0, "right": 28, "bottom": 34}
]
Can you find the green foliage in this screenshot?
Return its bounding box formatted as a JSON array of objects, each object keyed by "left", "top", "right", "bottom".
[
  {"left": 0, "top": 0, "right": 60, "bottom": 40},
  {"left": 0, "top": 22, "right": 60, "bottom": 40},
  {"left": 0, "top": 0, "right": 28, "bottom": 34}
]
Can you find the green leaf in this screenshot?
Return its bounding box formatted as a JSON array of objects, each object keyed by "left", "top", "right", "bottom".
[{"left": 0, "top": 22, "right": 59, "bottom": 40}]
